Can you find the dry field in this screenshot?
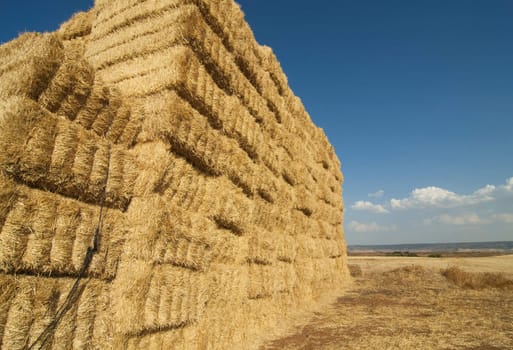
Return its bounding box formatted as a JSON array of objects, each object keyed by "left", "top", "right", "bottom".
[{"left": 261, "top": 255, "right": 513, "bottom": 350}]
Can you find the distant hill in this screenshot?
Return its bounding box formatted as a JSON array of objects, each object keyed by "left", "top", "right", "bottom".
[{"left": 349, "top": 241, "right": 513, "bottom": 252}]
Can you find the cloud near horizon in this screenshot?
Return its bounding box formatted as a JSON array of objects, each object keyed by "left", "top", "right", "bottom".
[
  {"left": 430, "top": 213, "right": 485, "bottom": 225},
  {"left": 390, "top": 177, "right": 512, "bottom": 209},
  {"left": 351, "top": 200, "right": 389, "bottom": 213},
  {"left": 347, "top": 221, "right": 397, "bottom": 233}
]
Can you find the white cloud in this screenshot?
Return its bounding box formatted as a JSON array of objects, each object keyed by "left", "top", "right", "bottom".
[
  {"left": 368, "top": 190, "right": 384, "bottom": 198},
  {"left": 493, "top": 213, "right": 513, "bottom": 223},
  {"left": 502, "top": 177, "right": 513, "bottom": 192},
  {"left": 351, "top": 200, "right": 389, "bottom": 213},
  {"left": 437, "top": 213, "right": 485, "bottom": 225},
  {"left": 347, "top": 221, "right": 397, "bottom": 233},
  {"left": 390, "top": 182, "right": 500, "bottom": 210}
]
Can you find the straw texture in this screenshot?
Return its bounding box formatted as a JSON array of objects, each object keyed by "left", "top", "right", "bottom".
[{"left": 0, "top": 0, "right": 348, "bottom": 348}]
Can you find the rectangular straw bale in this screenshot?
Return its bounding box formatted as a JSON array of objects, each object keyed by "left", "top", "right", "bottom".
[
  {"left": 111, "top": 259, "right": 208, "bottom": 335},
  {"left": 0, "top": 274, "right": 16, "bottom": 345},
  {"left": 89, "top": 0, "right": 185, "bottom": 46},
  {"left": 296, "top": 235, "right": 343, "bottom": 260},
  {"left": 72, "top": 279, "right": 105, "bottom": 349},
  {"left": 247, "top": 264, "right": 296, "bottom": 300},
  {"left": 38, "top": 59, "right": 94, "bottom": 120},
  {"left": 126, "top": 196, "right": 216, "bottom": 272},
  {"left": 108, "top": 260, "right": 152, "bottom": 334},
  {"left": 258, "top": 46, "right": 288, "bottom": 96},
  {"left": 0, "top": 174, "right": 18, "bottom": 233},
  {"left": 289, "top": 210, "right": 318, "bottom": 237},
  {"left": 131, "top": 141, "right": 179, "bottom": 197},
  {"left": 89, "top": 89, "right": 122, "bottom": 137},
  {"left": 0, "top": 276, "right": 104, "bottom": 350},
  {"left": 131, "top": 139, "right": 254, "bottom": 233},
  {"left": 144, "top": 265, "right": 208, "bottom": 330},
  {"left": 247, "top": 229, "right": 275, "bottom": 266},
  {"left": 0, "top": 97, "right": 135, "bottom": 209},
  {"left": 0, "top": 181, "right": 125, "bottom": 279},
  {"left": 58, "top": 10, "right": 95, "bottom": 40},
  {"left": 252, "top": 198, "right": 291, "bottom": 235},
  {"left": 315, "top": 220, "right": 340, "bottom": 240},
  {"left": 152, "top": 93, "right": 258, "bottom": 197},
  {"left": 20, "top": 193, "right": 58, "bottom": 271},
  {"left": 0, "top": 32, "right": 63, "bottom": 100},
  {"left": 82, "top": 208, "right": 127, "bottom": 279},
  {"left": 86, "top": 4, "right": 192, "bottom": 69},
  {"left": 0, "top": 192, "right": 34, "bottom": 272},
  {"left": 275, "top": 234, "right": 298, "bottom": 263},
  {"left": 194, "top": 0, "right": 301, "bottom": 131},
  {"left": 0, "top": 96, "right": 58, "bottom": 184},
  {"left": 97, "top": 45, "right": 189, "bottom": 96},
  {"left": 74, "top": 79, "right": 110, "bottom": 129},
  {"left": 1, "top": 277, "right": 36, "bottom": 350},
  {"left": 312, "top": 200, "right": 343, "bottom": 226}
]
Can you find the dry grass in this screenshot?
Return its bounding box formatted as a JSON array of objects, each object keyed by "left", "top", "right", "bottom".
[
  {"left": 441, "top": 266, "right": 513, "bottom": 290},
  {"left": 262, "top": 255, "right": 513, "bottom": 350}
]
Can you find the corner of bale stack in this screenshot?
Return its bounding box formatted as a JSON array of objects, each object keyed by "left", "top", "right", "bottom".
[{"left": 0, "top": 0, "right": 349, "bottom": 348}]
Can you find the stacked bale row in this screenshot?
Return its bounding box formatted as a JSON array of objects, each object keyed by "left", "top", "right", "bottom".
[
  {"left": 0, "top": 29, "right": 137, "bottom": 349},
  {"left": 0, "top": 0, "right": 348, "bottom": 349}
]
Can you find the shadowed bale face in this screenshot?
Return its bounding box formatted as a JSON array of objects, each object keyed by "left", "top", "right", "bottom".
[{"left": 0, "top": 1, "right": 348, "bottom": 349}]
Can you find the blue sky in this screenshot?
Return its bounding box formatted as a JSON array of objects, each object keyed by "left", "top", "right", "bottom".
[{"left": 2, "top": 1, "right": 512, "bottom": 245}]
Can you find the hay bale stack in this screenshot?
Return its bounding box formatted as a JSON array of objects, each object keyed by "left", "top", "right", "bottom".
[{"left": 0, "top": 1, "right": 348, "bottom": 348}]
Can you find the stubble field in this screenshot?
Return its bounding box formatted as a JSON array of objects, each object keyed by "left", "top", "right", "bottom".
[{"left": 261, "top": 255, "right": 513, "bottom": 350}]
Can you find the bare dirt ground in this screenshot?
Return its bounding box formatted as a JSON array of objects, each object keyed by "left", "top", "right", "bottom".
[{"left": 261, "top": 255, "right": 513, "bottom": 350}]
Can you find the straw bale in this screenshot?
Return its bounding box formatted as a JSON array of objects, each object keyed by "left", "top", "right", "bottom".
[
  {"left": 313, "top": 199, "right": 343, "bottom": 226},
  {"left": 38, "top": 58, "right": 94, "bottom": 120},
  {"left": 0, "top": 276, "right": 111, "bottom": 349},
  {"left": 0, "top": 180, "right": 126, "bottom": 279},
  {"left": 131, "top": 140, "right": 254, "bottom": 235},
  {"left": 151, "top": 91, "right": 258, "bottom": 197},
  {"left": 72, "top": 280, "right": 103, "bottom": 349},
  {"left": 0, "top": 33, "right": 63, "bottom": 100},
  {"left": 86, "top": 4, "right": 191, "bottom": 69},
  {"left": 296, "top": 235, "right": 343, "bottom": 260},
  {"left": 58, "top": 10, "right": 95, "bottom": 40},
  {"left": 89, "top": 0, "right": 185, "bottom": 46},
  {"left": 246, "top": 228, "right": 297, "bottom": 265},
  {"left": 276, "top": 234, "right": 298, "bottom": 263},
  {"left": 97, "top": 45, "right": 189, "bottom": 95},
  {"left": 248, "top": 264, "right": 296, "bottom": 300},
  {"left": 111, "top": 259, "right": 208, "bottom": 336},
  {"left": 107, "top": 102, "right": 136, "bottom": 144},
  {"left": 247, "top": 230, "right": 275, "bottom": 266},
  {"left": 294, "top": 185, "right": 317, "bottom": 218},
  {"left": 131, "top": 141, "right": 176, "bottom": 197},
  {"left": 125, "top": 196, "right": 216, "bottom": 272},
  {"left": 0, "top": 191, "right": 33, "bottom": 272},
  {"left": 192, "top": 0, "right": 304, "bottom": 132},
  {"left": 0, "top": 276, "right": 107, "bottom": 350},
  {"left": 289, "top": 210, "right": 318, "bottom": 237},
  {"left": 252, "top": 198, "right": 291, "bottom": 234},
  {"left": 0, "top": 274, "right": 16, "bottom": 345},
  {"left": 259, "top": 45, "right": 288, "bottom": 96},
  {"left": 1, "top": 278, "right": 37, "bottom": 350},
  {"left": 89, "top": 91, "right": 122, "bottom": 137},
  {"left": 74, "top": 80, "right": 110, "bottom": 129},
  {"left": 21, "top": 193, "right": 58, "bottom": 271},
  {"left": 0, "top": 97, "right": 57, "bottom": 184},
  {"left": 0, "top": 97, "right": 135, "bottom": 209},
  {"left": 0, "top": 175, "right": 17, "bottom": 233}
]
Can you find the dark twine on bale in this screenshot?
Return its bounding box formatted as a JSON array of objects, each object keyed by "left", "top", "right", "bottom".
[{"left": 28, "top": 147, "right": 111, "bottom": 350}]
